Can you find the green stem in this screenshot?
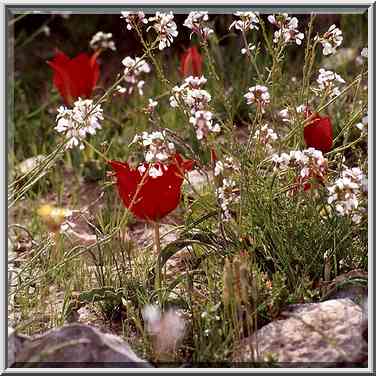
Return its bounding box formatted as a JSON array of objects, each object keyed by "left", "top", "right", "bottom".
[
  {"left": 241, "top": 29, "right": 262, "bottom": 80},
  {"left": 82, "top": 139, "right": 109, "bottom": 162},
  {"left": 154, "top": 221, "right": 162, "bottom": 297}
]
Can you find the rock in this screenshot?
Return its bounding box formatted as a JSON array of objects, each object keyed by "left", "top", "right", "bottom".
[
  {"left": 321, "top": 270, "right": 367, "bottom": 305},
  {"left": 11, "top": 323, "right": 152, "bottom": 368},
  {"left": 184, "top": 170, "right": 212, "bottom": 194},
  {"left": 234, "top": 298, "right": 367, "bottom": 367},
  {"left": 8, "top": 327, "right": 31, "bottom": 368}
]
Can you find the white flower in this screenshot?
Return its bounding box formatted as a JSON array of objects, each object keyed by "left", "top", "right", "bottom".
[
  {"left": 147, "top": 12, "right": 178, "bottom": 50},
  {"left": 136, "top": 80, "right": 145, "bottom": 96},
  {"left": 315, "top": 68, "right": 346, "bottom": 98},
  {"left": 241, "top": 43, "right": 256, "bottom": 55},
  {"left": 326, "top": 166, "right": 367, "bottom": 223},
  {"left": 244, "top": 85, "right": 270, "bottom": 112},
  {"left": 122, "top": 56, "right": 151, "bottom": 76},
  {"left": 147, "top": 98, "right": 158, "bottom": 113},
  {"left": 229, "top": 12, "right": 259, "bottom": 32},
  {"left": 190, "top": 110, "right": 220, "bottom": 140},
  {"left": 268, "top": 13, "right": 304, "bottom": 46},
  {"left": 121, "top": 11, "right": 148, "bottom": 31},
  {"left": 355, "top": 114, "right": 368, "bottom": 136},
  {"left": 116, "top": 85, "right": 127, "bottom": 94},
  {"left": 170, "top": 77, "right": 212, "bottom": 114},
  {"left": 133, "top": 130, "right": 177, "bottom": 172},
  {"left": 185, "top": 75, "right": 207, "bottom": 88},
  {"left": 279, "top": 108, "right": 290, "bottom": 122},
  {"left": 185, "top": 89, "right": 212, "bottom": 113},
  {"left": 55, "top": 99, "right": 103, "bottom": 150},
  {"left": 272, "top": 148, "right": 328, "bottom": 193},
  {"left": 120, "top": 56, "right": 151, "bottom": 96},
  {"left": 89, "top": 31, "right": 116, "bottom": 51},
  {"left": 149, "top": 165, "right": 163, "bottom": 178},
  {"left": 318, "top": 24, "right": 343, "bottom": 56},
  {"left": 214, "top": 161, "right": 224, "bottom": 176},
  {"left": 138, "top": 165, "right": 147, "bottom": 175},
  {"left": 183, "top": 11, "right": 213, "bottom": 40},
  {"left": 361, "top": 47, "right": 368, "bottom": 58},
  {"left": 254, "top": 124, "right": 278, "bottom": 154},
  {"left": 214, "top": 158, "right": 240, "bottom": 221}
]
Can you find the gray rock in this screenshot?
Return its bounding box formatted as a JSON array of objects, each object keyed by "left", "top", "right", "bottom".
[
  {"left": 234, "top": 298, "right": 367, "bottom": 367},
  {"left": 11, "top": 323, "right": 152, "bottom": 368},
  {"left": 8, "top": 327, "right": 31, "bottom": 368}
]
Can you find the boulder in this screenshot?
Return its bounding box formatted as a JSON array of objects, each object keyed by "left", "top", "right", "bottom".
[
  {"left": 233, "top": 298, "right": 367, "bottom": 367},
  {"left": 10, "top": 323, "right": 152, "bottom": 368}
]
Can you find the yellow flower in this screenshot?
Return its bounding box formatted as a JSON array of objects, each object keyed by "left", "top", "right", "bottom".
[{"left": 37, "top": 204, "right": 72, "bottom": 232}]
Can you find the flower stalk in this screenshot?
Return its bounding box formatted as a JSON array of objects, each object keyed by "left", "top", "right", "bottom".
[{"left": 154, "top": 221, "right": 162, "bottom": 294}]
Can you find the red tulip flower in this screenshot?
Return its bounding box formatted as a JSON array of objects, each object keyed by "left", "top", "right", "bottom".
[
  {"left": 179, "top": 46, "right": 203, "bottom": 78},
  {"left": 304, "top": 112, "right": 333, "bottom": 153},
  {"left": 47, "top": 50, "right": 100, "bottom": 105},
  {"left": 109, "top": 154, "right": 195, "bottom": 221}
]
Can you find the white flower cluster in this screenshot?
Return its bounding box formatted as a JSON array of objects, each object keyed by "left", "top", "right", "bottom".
[
  {"left": 214, "top": 155, "right": 240, "bottom": 177},
  {"left": 189, "top": 111, "right": 221, "bottom": 140},
  {"left": 316, "top": 24, "right": 343, "bottom": 56},
  {"left": 253, "top": 124, "right": 278, "bottom": 154},
  {"left": 355, "top": 114, "right": 368, "bottom": 136},
  {"left": 214, "top": 156, "right": 240, "bottom": 221},
  {"left": 170, "top": 76, "right": 219, "bottom": 140},
  {"left": 117, "top": 56, "right": 151, "bottom": 96},
  {"left": 147, "top": 12, "right": 178, "bottom": 50},
  {"left": 314, "top": 68, "right": 346, "bottom": 98},
  {"left": 183, "top": 11, "right": 214, "bottom": 40},
  {"left": 146, "top": 98, "right": 158, "bottom": 113},
  {"left": 121, "top": 11, "right": 148, "bottom": 31},
  {"left": 327, "top": 166, "right": 367, "bottom": 223},
  {"left": 216, "top": 179, "right": 239, "bottom": 221},
  {"left": 268, "top": 13, "right": 304, "bottom": 46},
  {"left": 132, "top": 130, "right": 176, "bottom": 178},
  {"left": 272, "top": 148, "right": 328, "bottom": 195},
  {"left": 89, "top": 31, "right": 116, "bottom": 51},
  {"left": 244, "top": 85, "right": 270, "bottom": 113},
  {"left": 55, "top": 98, "right": 103, "bottom": 150},
  {"left": 170, "top": 76, "right": 211, "bottom": 111},
  {"left": 229, "top": 11, "right": 259, "bottom": 32},
  {"left": 142, "top": 305, "right": 185, "bottom": 353}
]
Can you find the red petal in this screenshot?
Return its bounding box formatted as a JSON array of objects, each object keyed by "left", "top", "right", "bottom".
[
  {"left": 179, "top": 46, "right": 203, "bottom": 78},
  {"left": 109, "top": 154, "right": 195, "bottom": 221},
  {"left": 304, "top": 113, "right": 333, "bottom": 153},
  {"left": 47, "top": 50, "right": 100, "bottom": 105},
  {"left": 47, "top": 51, "right": 74, "bottom": 105}
]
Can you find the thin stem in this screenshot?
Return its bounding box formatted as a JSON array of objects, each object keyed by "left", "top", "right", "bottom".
[
  {"left": 154, "top": 221, "right": 162, "bottom": 296},
  {"left": 241, "top": 30, "right": 261, "bottom": 79},
  {"left": 82, "top": 139, "right": 109, "bottom": 162}
]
